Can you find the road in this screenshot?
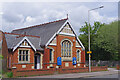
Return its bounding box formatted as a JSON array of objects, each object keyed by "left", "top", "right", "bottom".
[
  {"left": 25, "top": 69, "right": 119, "bottom": 78},
  {"left": 86, "top": 73, "right": 118, "bottom": 78}
]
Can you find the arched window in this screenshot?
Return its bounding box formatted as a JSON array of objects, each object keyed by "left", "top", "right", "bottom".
[
  {"left": 61, "top": 40, "right": 72, "bottom": 57},
  {"left": 76, "top": 50, "right": 81, "bottom": 62},
  {"left": 50, "top": 49, "right": 52, "bottom": 62},
  {"left": 47, "top": 47, "right": 54, "bottom": 63}
]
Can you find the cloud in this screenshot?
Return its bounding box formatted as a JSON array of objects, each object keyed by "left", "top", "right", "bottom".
[{"left": 1, "top": 2, "right": 118, "bottom": 35}]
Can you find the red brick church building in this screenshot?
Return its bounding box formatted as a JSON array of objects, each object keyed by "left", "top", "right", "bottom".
[{"left": 3, "top": 18, "right": 86, "bottom": 76}]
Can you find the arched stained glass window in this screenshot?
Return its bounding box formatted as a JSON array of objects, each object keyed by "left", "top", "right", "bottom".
[{"left": 61, "top": 40, "right": 72, "bottom": 57}]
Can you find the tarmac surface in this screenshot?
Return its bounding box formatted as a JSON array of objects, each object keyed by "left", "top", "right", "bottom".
[{"left": 25, "top": 68, "right": 119, "bottom": 78}]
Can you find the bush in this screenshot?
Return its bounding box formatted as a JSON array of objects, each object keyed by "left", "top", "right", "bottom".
[
  {"left": 6, "top": 72, "right": 13, "bottom": 78},
  {"left": 97, "top": 64, "right": 100, "bottom": 66}
]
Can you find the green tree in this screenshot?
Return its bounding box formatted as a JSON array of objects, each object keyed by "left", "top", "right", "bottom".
[
  {"left": 94, "top": 21, "right": 119, "bottom": 60},
  {"left": 79, "top": 22, "right": 104, "bottom": 60}
]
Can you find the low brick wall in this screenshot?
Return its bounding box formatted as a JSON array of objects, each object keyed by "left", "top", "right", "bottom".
[
  {"left": 116, "top": 65, "right": 120, "bottom": 70},
  {"left": 59, "top": 66, "right": 107, "bottom": 74},
  {"left": 91, "top": 66, "right": 107, "bottom": 72},
  {"left": 12, "top": 66, "right": 107, "bottom": 77},
  {"left": 59, "top": 67, "right": 88, "bottom": 74},
  {"left": 12, "top": 68, "right": 55, "bottom": 77}
]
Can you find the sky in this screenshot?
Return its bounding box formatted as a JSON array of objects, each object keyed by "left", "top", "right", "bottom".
[{"left": 0, "top": 1, "right": 119, "bottom": 35}]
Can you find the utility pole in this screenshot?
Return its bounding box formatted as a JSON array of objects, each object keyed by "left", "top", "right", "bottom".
[{"left": 88, "top": 6, "right": 104, "bottom": 72}]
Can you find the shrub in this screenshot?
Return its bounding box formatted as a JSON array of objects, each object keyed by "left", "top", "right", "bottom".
[
  {"left": 6, "top": 72, "right": 13, "bottom": 78},
  {"left": 97, "top": 64, "right": 100, "bottom": 66}
]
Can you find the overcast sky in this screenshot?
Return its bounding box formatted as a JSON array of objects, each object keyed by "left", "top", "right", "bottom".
[{"left": 0, "top": 1, "right": 118, "bottom": 35}]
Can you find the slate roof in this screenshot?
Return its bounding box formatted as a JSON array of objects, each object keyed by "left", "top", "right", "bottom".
[
  {"left": 12, "top": 18, "right": 67, "bottom": 46},
  {"left": 5, "top": 33, "right": 43, "bottom": 51}
]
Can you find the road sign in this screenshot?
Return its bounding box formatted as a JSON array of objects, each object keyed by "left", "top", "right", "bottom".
[{"left": 87, "top": 51, "right": 92, "bottom": 54}]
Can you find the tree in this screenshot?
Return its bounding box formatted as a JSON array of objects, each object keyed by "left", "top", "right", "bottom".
[
  {"left": 94, "top": 21, "right": 119, "bottom": 60},
  {"left": 79, "top": 22, "right": 104, "bottom": 60}
]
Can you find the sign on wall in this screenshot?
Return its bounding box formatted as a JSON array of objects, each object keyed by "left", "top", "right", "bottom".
[
  {"left": 72, "top": 57, "right": 76, "bottom": 65},
  {"left": 57, "top": 57, "right": 62, "bottom": 66}
]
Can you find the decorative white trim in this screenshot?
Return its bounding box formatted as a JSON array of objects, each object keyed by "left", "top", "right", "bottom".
[
  {"left": 56, "top": 66, "right": 59, "bottom": 68},
  {"left": 13, "top": 36, "right": 36, "bottom": 51},
  {"left": 45, "top": 20, "right": 85, "bottom": 50},
  {"left": 19, "top": 45, "right": 31, "bottom": 48},
  {"left": 47, "top": 66, "right": 50, "bottom": 69},
  {"left": 67, "top": 20, "right": 85, "bottom": 49},
  {"left": 74, "top": 65, "right": 76, "bottom": 68},
  {"left": 59, "top": 32, "right": 75, "bottom": 37},
  {"left": 12, "top": 66, "right": 16, "bottom": 69},
  {"left": 22, "top": 65, "right": 26, "bottom": 68},
  {"left": 60, "top": 38, "right": 73, "bottom": 46},
  {"left": 50, "top": 64, "right": 53, "bottom": 67},
  {"left": 76, "top": 46, "right": 81, "bottom": 48},
  {"left": 49, "top": 43, "right": 56, "bottom": 46},
  {"left": 84, "top": 65, "right": 86, "bottom": 67},
  {"left": 76, "top": 37, "right": 85, "bottom": 49},
  {"left": 32, "top": 66, "right": 34, "bottom": 69},
  {"left": 45, "top": 20, "right": 68, "bottom": 46},
  {"left": 77, "top": 64, "right": 80, "bottom": 66}
]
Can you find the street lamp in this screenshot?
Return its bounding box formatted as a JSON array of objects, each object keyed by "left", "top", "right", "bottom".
[{"left": 88, "top": 6, "right": 104, "bottom": 72}]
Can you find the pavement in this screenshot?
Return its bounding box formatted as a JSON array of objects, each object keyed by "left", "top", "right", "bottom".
[{"left": 25, "top": 68, "right": 119, "bottom": 78}]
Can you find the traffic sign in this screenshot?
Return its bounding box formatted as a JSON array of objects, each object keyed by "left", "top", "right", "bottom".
[{"left": 87, "top": 51, "right": 92, "bottom": 54}]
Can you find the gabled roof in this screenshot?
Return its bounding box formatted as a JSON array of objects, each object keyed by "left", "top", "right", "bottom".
[
  {"left": 11, "top": 18, "right": 85, "bottom": 49},
  {"left": 4, "top": 33, "right": 43, "bottom": 51},
  {"left": 12, "top": 18, "right": 68, "bottom": 46}
]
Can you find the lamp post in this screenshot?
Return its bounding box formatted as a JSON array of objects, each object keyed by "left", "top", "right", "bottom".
[{"left": 88, "top": 6, "right": 104, "bottom": 72}]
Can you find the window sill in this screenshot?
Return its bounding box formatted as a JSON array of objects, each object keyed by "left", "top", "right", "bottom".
[{"left": 12, "top": 62, "right": 33, "bottom": 65}]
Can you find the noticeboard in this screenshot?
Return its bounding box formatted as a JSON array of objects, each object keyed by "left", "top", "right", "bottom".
[
  {"left": 72, "top": 57, "right": 76, "bottom": 65},
  {"left": 57, "top": 57, "right": 61, "bottom": 66}
]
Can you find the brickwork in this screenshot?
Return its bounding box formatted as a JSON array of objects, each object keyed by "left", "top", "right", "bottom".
[{"left": 12, "top": 66, "right": 107, "bottom": 77}]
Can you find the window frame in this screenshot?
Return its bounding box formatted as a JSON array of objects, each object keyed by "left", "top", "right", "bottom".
[
  {"left": 61, "top": 39, "right": 73, "bottom": 61},
  {"left": 47, "top": 47, "right": 54, "bottom": 63},
  {"left": 18, "top": 48, "right": 30, "bottom": 63},
  {"left": 76, "top": 49, "right": 81, "bottom": 62}
]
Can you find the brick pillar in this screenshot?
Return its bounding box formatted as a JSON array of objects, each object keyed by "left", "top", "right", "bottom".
[{"left": 43, "top": 48, "right": 50, "bottom": 69}]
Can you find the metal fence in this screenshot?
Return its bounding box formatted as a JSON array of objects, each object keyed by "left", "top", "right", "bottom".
[{"left": 85, "top": 60, "right": 119, "bottom": 67}]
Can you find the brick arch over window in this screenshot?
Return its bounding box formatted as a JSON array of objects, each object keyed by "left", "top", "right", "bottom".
[{"left": 61, "top": 39, "right": 73, "bottom": 58}]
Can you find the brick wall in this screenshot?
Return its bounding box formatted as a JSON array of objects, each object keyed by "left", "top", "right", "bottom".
[
  {"left": 10, "top": 47, "right": 35, "bottom": 70},
  {"left": 44, "top": 34, "right": 86, "bottom": 69},
  {"left": 1, "top": 32, "right": 8, "bottom": 72},
  {"left": 12, "top": 66, "right": 107, "bottom": 77}
]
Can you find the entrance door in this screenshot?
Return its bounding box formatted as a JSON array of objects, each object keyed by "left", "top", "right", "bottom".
[{"left": 35, "top": 54, "right": 40, "bottom": 69}]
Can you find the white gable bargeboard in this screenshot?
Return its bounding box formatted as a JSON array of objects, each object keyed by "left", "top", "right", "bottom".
[
  {"left": 46, "top": 20, "right": 85, "bottom": 49},
  {"left": 19, "top": 40, "right": 31, "bottom": 47},
  {"left": 59, "top": 23, "right": 75, "bottom": 36},
  {"left": 49, "top": 37, "right": 56, "bottom": 46},
  {"left": 13, "top": 37, "right": 36, "bottom": 51},
  {"left": 76, "top": 40, "right": 81, "bottom": 48}
]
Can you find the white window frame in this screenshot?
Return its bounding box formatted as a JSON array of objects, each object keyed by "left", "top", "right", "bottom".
[
  {"left": 18, "top": 48, "right": 30, "bottom": 63},
  {"left": 76, "top": 49, "right": 81, "bottom": 62},
  {"left": 61, "top": 39, "right": 73, "bottom": 61},
  {"left": 46, "top": 47, "right": 54, "bottom": 63}
]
